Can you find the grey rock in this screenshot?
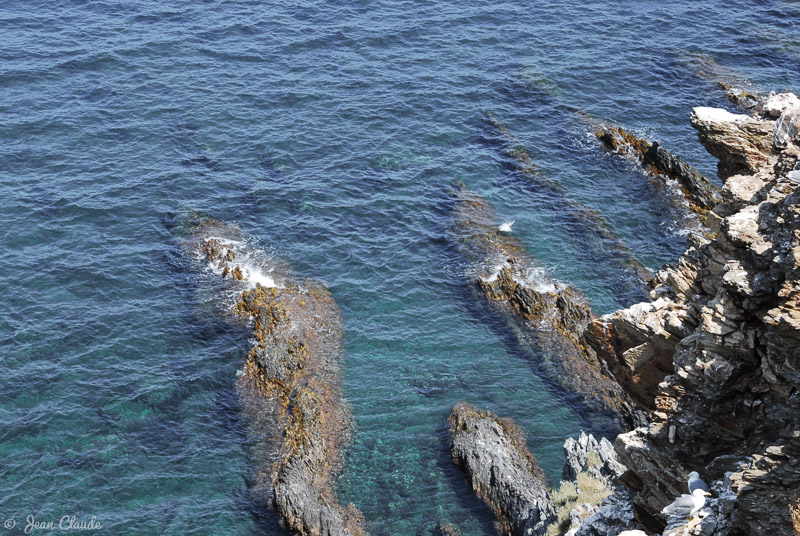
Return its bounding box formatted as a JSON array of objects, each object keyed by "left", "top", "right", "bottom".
[
  {"left": 774, "top": 111, "right": 800, "bottom": 149},
  {"left": 573, "top": 488, "right": 639, "bottom": 536},
  {"left": 449, "top": 402, "right": 556, "bottom": 536},
  {"left": 563, "top": 431, "right": 626, "bottom": 483},
  {"left": 690, "top": 107, "right": 774, "bottom": 179}
]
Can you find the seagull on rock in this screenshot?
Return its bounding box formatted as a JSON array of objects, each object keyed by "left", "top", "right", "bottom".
[
  {"left": 687, "top": 471, "right": 710, "bottom": 494},
  {"left": 662, "top": 488, "right": 711, "bottom": 523},
  {"left": 498, "top": 220, "right": 515, "bottom": 233}
]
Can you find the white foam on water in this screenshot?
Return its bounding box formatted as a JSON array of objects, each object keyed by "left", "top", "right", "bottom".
[
  {"left": 480, "top": 261, "right": 508, "bottom": 283},
  {"left": 514, "top": 266, "right": 557, "bottom": 294},
  {"left": 198, "top": 236, "right": 278, "bottom": 289},
  {"left": 241, "top": 264, "right": 276, "bottom": 289}
]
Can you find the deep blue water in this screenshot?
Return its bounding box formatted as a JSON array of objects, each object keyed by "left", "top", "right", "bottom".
[{"left": 2, "top": 1, "right": 799, "bottom": 534}]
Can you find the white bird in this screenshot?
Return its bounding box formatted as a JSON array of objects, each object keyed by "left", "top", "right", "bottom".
[
  {"left": 687, "top": 471, "right": 710, "bottom": 494},
  {"left": 498, "top": 220, "right": 515, "bottom": 233},
  {"left": 661, "top": 488, "right": 711, "bottom": 522}
]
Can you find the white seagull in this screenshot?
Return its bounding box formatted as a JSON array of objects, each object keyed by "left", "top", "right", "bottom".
[
  {"left": 498, "top": 219, "right": 515, "bottom": 233},
  {"left": 686, "top": 471, "right": 710, "bottom": 494},
  {"left": 661, "top": 488, "right": 711, "bottom": 523}
]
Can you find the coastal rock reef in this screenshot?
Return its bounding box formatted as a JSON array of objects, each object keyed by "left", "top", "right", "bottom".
[{"left": 176, "top": 216, "right": 365, "bottom": 536}]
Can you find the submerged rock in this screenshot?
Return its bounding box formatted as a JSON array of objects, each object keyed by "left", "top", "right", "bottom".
[
  {"left": 677, "top": 51, "right": 765, "bottom": 113},
  {"left": 450, "top": 184, "right": 646, "bottom": 431},
  {"left": 483, "top": 114, "right": 651, "bottom": 304},
  {"left": 595, "top": 125, "right": 718, "bottom": 217},
  {"left": 449, "top": 402, "right": 556, "bottom": 536},
  {"left": 434, "top": 522, "right": 462, "bottom": 536},
  {"left": 177, "top": 215, "right": 365, "bottom": 536}
]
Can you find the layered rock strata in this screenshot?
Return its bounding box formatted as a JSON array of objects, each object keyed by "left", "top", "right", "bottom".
[
  {"left": 178, "top": 214, "right": 365, "bottom": 536},
  {"left": 451, "top": 185, "right": 646, "bottom": 431},
  {"left": 594, "top": 125, "right": 718, "bottom": 217},
  {"left": 584, "top": 92, "right": 800, "bottom": 535},
  {"left": 484, "top": 114, "right": 650, "bottom": 304},
  {"left": 449, "top": 402, "right": 556, "bottom": 536}
]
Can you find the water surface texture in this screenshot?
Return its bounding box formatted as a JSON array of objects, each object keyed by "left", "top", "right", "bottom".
[{"left": 2, "top": 1, "right": 799, "bottom": 535}]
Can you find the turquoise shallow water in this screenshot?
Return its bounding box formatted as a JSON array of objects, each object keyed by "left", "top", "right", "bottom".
[{"left": 2, "top": 1, "right": 800, "bottom": 534}]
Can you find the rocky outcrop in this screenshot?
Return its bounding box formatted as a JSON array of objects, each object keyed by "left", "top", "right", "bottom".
[
  {"left": 484, "top": 114, "right": 651, "bottom": 305},
  {"left": 562, "top": 431, "right": 626, "bottom": 484},
  {"left": 595, "top": 125, "right": 718, "bottom": 217},
  {"left": 583, "top": 298, "right": 688, "bottom": 411},
  {"left": 584, "top": 92, "right": 800, "bottom": 535},
  {"left": 451, "top": 185, "right": 646, "bottom": 431},
  {"left": 557, "top": 432, "right": 638, "bottom": 536},
  {"left": 449, "top": 402, "right": 556, "bottom": 536},
  {"left": 690, "top": 107, "right": 774, "bottom": 179},
  {"left": 178, "top": 214, "right": 365, "bottom": 536}
]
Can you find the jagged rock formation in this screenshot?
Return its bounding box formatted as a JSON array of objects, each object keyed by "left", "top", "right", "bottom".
[
  {"left": 449, "top": 402, "right": 556, "bottom": 536},
  {"left": 594, "top": 125, "right": 718, "bottom": 217},
  {"left": 450, "top": 184, "right": 646, "bottom": 431},
  {"left": 177, "top": 214, "right": 365, "bottom": 536},
  {"left": 562, "top": 431, "right": 626, "bottom": 484},
  {"left": 483, "top": 114, "right": 651, "bottom": 304},
  {"left": 571, "top": 489, "right": 638, "bottom": 536},
  {"left": 584, "top": 92, "right": 800, "bottom": 535},
  {"left": 550, "top": 431, "right": 640, "bottom": 536}
]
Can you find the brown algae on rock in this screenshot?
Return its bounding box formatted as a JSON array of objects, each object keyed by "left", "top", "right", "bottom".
[
  {"left": 450, "top": 185, "right": 645, "bottom": 431},
  {"left": 179, "top": 214, "right": 365, "bottom": 536}
]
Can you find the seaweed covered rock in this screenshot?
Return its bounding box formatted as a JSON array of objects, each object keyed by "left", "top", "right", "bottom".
[
  {"left": 449, "top": 402, "right": 556, "bottom": 536},
  {"left": 178, "top": 216, "right": 365, "bottom": 536},
  {"left": 595, "top": 125, "right": 718, "bottom": 216},
  {"left": 483, "top": 114, "right": 651, "bottom": 305},
  {"left": 450, "top": 185, "right": 646, "bottom": 431}
]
